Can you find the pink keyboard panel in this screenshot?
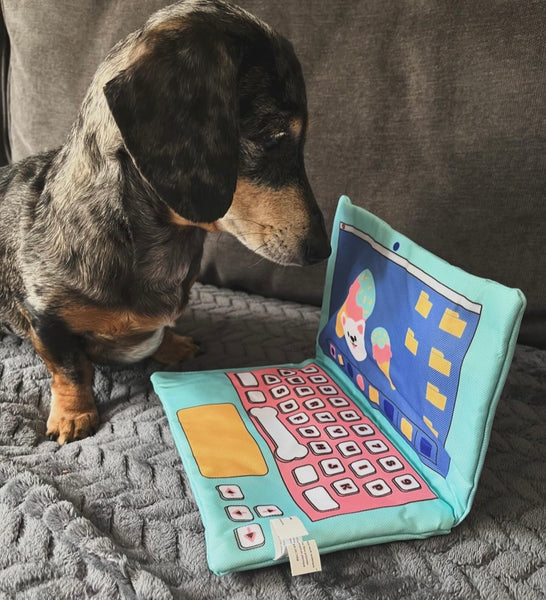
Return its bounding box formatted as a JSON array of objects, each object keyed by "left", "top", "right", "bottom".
[{"left": 227, "top": 363, "right": 436, "bottom": 522}]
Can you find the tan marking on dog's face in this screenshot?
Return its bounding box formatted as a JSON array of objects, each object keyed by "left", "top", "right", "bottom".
[
  {"left": 290, "top": 118, "right": 303, "bottom": 138},
  {"left": 148, "top": 15, "right": 185, "bottom": 32},
  {"left": 130, "top": 16, "right": 188, "bottom": 66},
  {"left": 216, "top": 178, "right": 313, "bottom": 265},
  {"left": 169, "top": 209, "right": 219, "bottom": 233}
]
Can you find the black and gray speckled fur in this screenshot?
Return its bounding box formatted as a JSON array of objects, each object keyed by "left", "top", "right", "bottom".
[{"left": 0, "top": 0, "right": 329, "bottom": 442}]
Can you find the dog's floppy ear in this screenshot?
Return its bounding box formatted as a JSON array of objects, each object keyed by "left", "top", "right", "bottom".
[{"left": 104, "top": 30, "right": 240, "bottom": 223}]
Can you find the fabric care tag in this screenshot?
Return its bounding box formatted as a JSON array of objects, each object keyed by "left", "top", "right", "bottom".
[
  {"left": 286, "top": 540, "right": 322, "bottom": 576},
  {"left": 270, "top": 517, "right": 308, "bottom": 559},
  {"left": 270, "top": 517, "right": 322, "bottom": 575}
]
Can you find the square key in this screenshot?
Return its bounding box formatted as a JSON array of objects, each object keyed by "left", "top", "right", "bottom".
[
  {"left": 332, "top": 478, "right": 359, "bottom": 496},
  {"left": 263, "top": 374, "right": 281, "bottom": 385},
  {"left": 378, "top": 456, "right": 404, "bottom": 472},
  {"left": 246, "top": 390, "right": 266, "bottom": 404},
  {"left": 318, "top": 385, "right": 338, "bottom": 396},
  {"left": 278, "top": 399, "right": 299, "bottom": 413},
  {"left": 329, "top": 397, "right": 349, "bottom": 408},
  {"left": 393, "top": 474, "right": 422, "bottom": 492},
  {"left": 278, "top": 369, "right": 296, "bottom": 376},
  {"left": 301, "top": 365, "right": 319, "bottom": 374},
  {"left": 319, "top": 458, "right": 345, "bottom": 476},
  {"left": 309, "top": 374, "right": 328, "bottom": 384},
  {"left": 255, "top": 505, "right": 283, "bottom": 518},
  {"left": 270, "top": 385, "right": 290, "bottom": 399},
  {"left": 235, "top": 372, "right": 258, "bottom": 387},
  {"left": 294, "top": 386, "right": 314, "bottom": 397},
  {"left": 217, "top": 484, "right": 244, "bottom": 500},
  {"left": 298, "top": 425, "right": 321, "bottom": 438},
  {"left": 235, "top": 524, "right": 265, "bottom": 550},
  {"left": 352, "top": 423, "right": 375, "bottom": 437},
  {"left": 364, "top": 478, "right": 392, "bottom": 497},
  {"left": 286, "top": 376, "right": 306, "bottom": 385},
  {"left": 288, "top": 412, "right": 309, "bottom": 425},
  {"left": 364, "top": 440, "right": 389, "bottom": 454},
  {"left": 309, "top": 441, "right": 333, "bottom": 455},
  {"left": 293, "top": 464, "right": 319, "bottom": 485},
  {"left": 325, "top": 425, "right": 349, "bottom": 439},
  {"left": 304, "top": 398, "right": 325, "bottom": 410},
  {"left": 339, "top": 410, "right": 360, "bottom": 422},
  {"left": 226, "top": 505, "right": 253, "bottom": 522},
  {"left": 349, "top": 459, "right": 376, "bottom": 478},
  {"left": 303, "top": 486, "right": 340, "bottom": 511},
  {"left": 314, "top": 411, "right": 336, "bottom": 423},
  {"left": 337, "top": 441, "right": 362, "bottom": 457}
]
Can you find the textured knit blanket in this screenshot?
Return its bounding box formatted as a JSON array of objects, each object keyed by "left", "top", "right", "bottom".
[{"left": 0, "top": 284, "right": 544, "bottom": 600}]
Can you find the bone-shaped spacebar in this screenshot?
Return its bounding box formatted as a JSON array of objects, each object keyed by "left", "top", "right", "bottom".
[{"left": 250, "top": 406, "right": 308, "bottom": 462}]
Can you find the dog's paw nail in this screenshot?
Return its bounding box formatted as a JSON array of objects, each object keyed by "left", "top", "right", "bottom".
[{"left": 46, "top": 410, "right": 99, "bottom": 445}]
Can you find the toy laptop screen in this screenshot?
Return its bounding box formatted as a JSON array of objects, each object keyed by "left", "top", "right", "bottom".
[
  {"left": 317, "top": 218, "right": 480, "bottom": 478},
  {"left": 151, "top": 195, "right": 524, "bottom": 575}
]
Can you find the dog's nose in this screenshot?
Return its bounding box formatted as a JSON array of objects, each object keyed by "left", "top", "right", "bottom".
[{"left": 303, "top": 236, "right": 331, "bottom": 265}]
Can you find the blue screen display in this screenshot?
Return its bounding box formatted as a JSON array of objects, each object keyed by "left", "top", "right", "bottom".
[{"left": 318, "top": 223, "right": 481, "bottom": 477}]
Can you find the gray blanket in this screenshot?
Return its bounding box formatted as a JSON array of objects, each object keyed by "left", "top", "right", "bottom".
[{"left": 1, "top": 284, "right": 544, "bottom": 599}]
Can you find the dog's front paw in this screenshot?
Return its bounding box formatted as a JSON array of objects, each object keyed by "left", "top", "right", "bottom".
[
  {"left": 46, "top": 408, "right": 99, "bottom": 445},
  {"left": 153, "top": 330, "right": 200, "bottom": 366}
]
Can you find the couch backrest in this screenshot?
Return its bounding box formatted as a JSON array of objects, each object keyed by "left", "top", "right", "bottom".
[{"left": 1, "top": 0, "right": 544, "bottom": 346}]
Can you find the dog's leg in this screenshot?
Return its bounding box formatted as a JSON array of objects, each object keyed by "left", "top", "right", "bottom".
[
  {"left": 152, "top": 328, "right": 200, "bottom": 366},
  {"left": 29, "top": 315, "right": 99, "bottom": 445}
]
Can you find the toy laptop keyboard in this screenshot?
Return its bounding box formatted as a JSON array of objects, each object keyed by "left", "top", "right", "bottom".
[
  {"left": 226, "top": 364, "right": 435, "bottom": 521},
  {"left": 151, "top": 196, "right": 526, "bottom": 575}
]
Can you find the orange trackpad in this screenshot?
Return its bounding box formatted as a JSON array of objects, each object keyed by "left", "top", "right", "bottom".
[{"left": 177, "top": 404, "right": 268, "bottom": 478}]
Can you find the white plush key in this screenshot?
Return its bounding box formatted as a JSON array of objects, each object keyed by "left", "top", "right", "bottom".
[
  {"left": 236, "top": 372, "right": 259, "bottom": 387},
  {"left": 293, "top": 464, "right": 319, "bottom": 485},
  {"left": 303, "top": 486, "right": 340, "bottom": 511},
  {"left": 246, "top": 390, "right": 266, "bottom": 403}
]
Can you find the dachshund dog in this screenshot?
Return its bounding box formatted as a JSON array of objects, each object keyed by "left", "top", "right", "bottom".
[{"left": 0, "top": 0, "right": 330, "bottom": 445}]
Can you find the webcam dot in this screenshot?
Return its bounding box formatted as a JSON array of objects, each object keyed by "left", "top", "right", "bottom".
[{"left": 393, "top": 242, "right": 400, "bottom": 251}]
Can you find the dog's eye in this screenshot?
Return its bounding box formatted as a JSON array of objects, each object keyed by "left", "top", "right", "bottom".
[{"left": 263, "top": 132, "right": 287, "bottom": 151}]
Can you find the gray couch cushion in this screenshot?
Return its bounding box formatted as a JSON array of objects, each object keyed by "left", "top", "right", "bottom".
[{"left": 2, "top": 0, "right": 545, "bottom": 345}]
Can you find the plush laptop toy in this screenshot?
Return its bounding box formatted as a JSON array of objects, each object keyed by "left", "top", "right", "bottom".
[{"left": 151, "top": 196, "right": 526, "bottom": 576}]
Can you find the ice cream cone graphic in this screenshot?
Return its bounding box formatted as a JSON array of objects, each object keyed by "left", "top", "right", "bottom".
[{"left": 371, "top": 327, "right": 396, "bottom": 390}]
